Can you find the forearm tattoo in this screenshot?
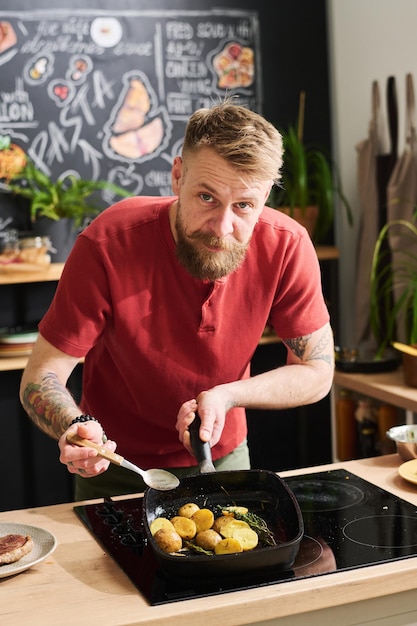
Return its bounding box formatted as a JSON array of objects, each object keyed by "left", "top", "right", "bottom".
[
  {"left": 283, "top": 326, "right": 333, "bottom": 366},
  {"left": 21, "top": 372, "right": 78, "bottom": 439}
]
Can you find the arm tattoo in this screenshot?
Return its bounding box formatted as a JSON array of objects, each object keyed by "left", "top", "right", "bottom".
[
  {"left": 283, "top": 326, "right": 333, "bottom": 365},
  {"left": 21, "top": 372, "right": 78, "bottom": 440},
  {"left": 283, "top": 335, "right": 311, "bottom": 359}
]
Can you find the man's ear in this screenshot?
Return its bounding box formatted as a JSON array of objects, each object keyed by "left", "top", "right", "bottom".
[{"left": 171, "top": 156, "right": 183, "bottom": 194}]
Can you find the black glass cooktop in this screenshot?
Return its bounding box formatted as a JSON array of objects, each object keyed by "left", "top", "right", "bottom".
[{"left": 74, "top": 469, "right": 417, "bottom": 605}]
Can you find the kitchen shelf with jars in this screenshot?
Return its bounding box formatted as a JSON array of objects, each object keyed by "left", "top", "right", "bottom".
[
  {"left": 331, "top": 367, "right": 417, "bottom": 462},
  {"left": 0, "top": 263, "right": 64, "bottom": 372}
]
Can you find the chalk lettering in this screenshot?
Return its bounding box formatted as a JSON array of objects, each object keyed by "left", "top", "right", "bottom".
[
  {"left": 196, "top": 22, "right": 228, "bottom": 38},
  {"left": 166, "top": 95, "right": 193, "bottom": 115},
  {"left": 114, "top": 41, "right": 153, "bottom": 56},
  {"left": 166, "top": 60, "right": 208, "bottom": 79},
  {"left": 177, "top": 78, "right": 213, "bottom": 95},
  {"left": 0, "top": 101, "right": 34, "bottom": 122},
  {"left": 166, "top": 22, "right": 193, "bottom": 40},
  {"left": 166, "top": 40, "right": 204, "bottom": 57},
  {"left": 145, "top": 169, "right": 172, "bottom": 187}
]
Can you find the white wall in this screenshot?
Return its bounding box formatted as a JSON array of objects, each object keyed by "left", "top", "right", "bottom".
[{"left": 327, "top": 0, "right": 417, "bottom": 346}]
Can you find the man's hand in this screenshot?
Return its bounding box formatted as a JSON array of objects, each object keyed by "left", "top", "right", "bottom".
[
  {"left": 176, "top": 389, "right": 231, "bottom": 455},
  {"left": 59, "top": 422, "right": 117, "bottom": 478}
]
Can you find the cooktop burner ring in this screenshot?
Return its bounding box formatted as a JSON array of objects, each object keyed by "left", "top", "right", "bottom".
[
  {"left": 343, "top": 515, "right": 417, "bottom": 548},
  {"left": 287, "top": 478, "right": 365, "bottom": 512},
  {"left": 292, "top": 535, "right": 323, "bottom": 571}
]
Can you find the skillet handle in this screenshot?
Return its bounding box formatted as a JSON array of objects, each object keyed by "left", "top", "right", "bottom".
[{"left": 189, "top": 413, "right": 215, "bottom": 472}]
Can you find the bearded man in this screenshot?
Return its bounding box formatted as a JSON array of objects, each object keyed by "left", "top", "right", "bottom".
[{"left": 20, "top": 101, "right": 334, "bottom": 500}]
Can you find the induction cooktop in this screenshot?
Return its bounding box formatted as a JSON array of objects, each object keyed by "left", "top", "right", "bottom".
[{"left": 74, "top": 468, "right": 417, "bottom": 605}]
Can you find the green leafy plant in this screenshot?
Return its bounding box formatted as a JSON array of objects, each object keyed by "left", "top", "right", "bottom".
[
  {"left": 7, "top": 158, "right": 132, "bottom": 227},
  {"left": 267, "top": 94, "right": 352, "bottom": 243},
  {"left": 370, "top": 216, "right": 417, "bottom": 355}
]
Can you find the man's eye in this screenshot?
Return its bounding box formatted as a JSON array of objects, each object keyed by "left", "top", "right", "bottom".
[
  {"left": 236, "top": 202, "right": 252, "bottom": 211},
  {"left": 200, "top": 193, "right": 213, "bottom": 202}
]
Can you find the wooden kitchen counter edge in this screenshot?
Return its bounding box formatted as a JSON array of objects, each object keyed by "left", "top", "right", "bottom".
[{"left": 1, "top": 454, "right": 416, "bottom": 626}]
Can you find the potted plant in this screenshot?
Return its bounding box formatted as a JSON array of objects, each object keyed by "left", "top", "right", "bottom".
[
  {"left": 267, "top": 92, "right": 353, "bottom": 244},
  {"left": 369, "top": 215, "right": 417, "bottom": 385},
  {"left": 7, "top": 157, "right": 131, "bottom": 227},
  {"left": 7, "top": 157, "right": 132, "bottom": 261}
]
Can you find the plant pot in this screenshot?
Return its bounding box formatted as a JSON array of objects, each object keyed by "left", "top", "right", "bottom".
[
  {"left": 33, "top": 217, "right": 78, "bottom": 263},
  {"left": 402, "top": 349, "right": 417, "bottom": 388},
  {"left": 278, "top": 206, "right": 319, "bottom": 240}
]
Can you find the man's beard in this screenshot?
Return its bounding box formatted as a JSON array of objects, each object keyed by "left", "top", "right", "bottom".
[{"left": 175, "top": 208, "right": 249, "bottom": 281}]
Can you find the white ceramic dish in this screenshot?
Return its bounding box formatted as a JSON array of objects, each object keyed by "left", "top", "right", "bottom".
[
  {"left": 0, "top": 522, "right": 57, "bottom": 578},
  {"left": 0, "top": 331, "right": 38, "bottom": 344}
]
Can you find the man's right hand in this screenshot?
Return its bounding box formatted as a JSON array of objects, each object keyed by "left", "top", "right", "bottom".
[{"left": 59, "top": 422, "right": 117, "bottom": 478}]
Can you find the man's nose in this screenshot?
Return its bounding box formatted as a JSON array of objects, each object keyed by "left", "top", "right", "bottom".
[{"left": 211, "top": 208, "right": 234, "bottom": 238}]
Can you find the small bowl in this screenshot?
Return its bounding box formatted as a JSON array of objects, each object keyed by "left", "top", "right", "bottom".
[{"left": 386, "top": 425, "right": 417, "bottom": 461}]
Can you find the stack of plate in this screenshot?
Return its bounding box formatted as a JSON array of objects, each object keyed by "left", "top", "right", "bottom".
[{"left": 0, "top": 327, "right": 38, "bottom": 357}]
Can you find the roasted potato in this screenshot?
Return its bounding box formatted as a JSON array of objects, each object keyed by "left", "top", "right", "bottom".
[
  {"left": 212, "top": 515, "right": 235, "bottom": 534},
  {"left": 219, "top": 519, "right": 251, "bottom": 538},
  {"left": 153, "top": 528, "right": 182, "bottom": 554},
  {"left": 150, "top": 501, "right": 269, "bottom": 556},
  {"left": 195, "top": 529, "right": 222, "bottom": 551},
  {"left": 221, "top": 506, "right": 249, "bottom": 517},
  {"left": 191, "top": 508, "right": 214, "bottom": 533},
  {"left": 214, "top": 537, "right": 243, "bottom": 554},
  {"left": 170, "top": 516, "right": 197, "bottom": 540},
  {"left": 177, "top": 503, "right": 200, "bottom": 518},
  {"left": 150, "top": 517, "right": 175, "bottom": 536},
  {"left": 231, "top": 527, "right": 259, "bottom": 551}
]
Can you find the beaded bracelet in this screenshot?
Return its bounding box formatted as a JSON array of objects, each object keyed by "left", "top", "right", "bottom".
[{"left": 69, "top": 414, "right": 107, "bottom": 443}]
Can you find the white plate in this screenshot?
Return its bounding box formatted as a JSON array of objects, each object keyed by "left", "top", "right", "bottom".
[
  {"left": 0, "top": 331, "right": 38, "bottom": 344},
  {"left": 398, "top": 459, "right": 417, "bottom": 485},
  {"left": 0, "top": 522, "right": 57, "bottom": 578}
]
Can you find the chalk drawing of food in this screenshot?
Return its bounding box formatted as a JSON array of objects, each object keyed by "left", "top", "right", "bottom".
[
  {"left": 213, "top": 42, "right": 255, "bottom": 89},
  {"left": 107, "top": 74, "right": 167, "bottom": 160},
  {"left": 110, "top": 118, "right": 164, "bottom": 159},
  {"left": 0, "top": 135, "right": 26, "bottom": 181},
  {"left": 112, "top": 78, "right": 151, "bottom": 135},
  {"left": 0, "top": 21, "right": 17, "bottom": 54}
]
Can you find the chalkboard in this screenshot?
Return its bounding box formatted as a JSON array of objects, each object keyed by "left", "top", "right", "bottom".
[{"left": 0, "top": 8, "right": 261, "bottom": 201}]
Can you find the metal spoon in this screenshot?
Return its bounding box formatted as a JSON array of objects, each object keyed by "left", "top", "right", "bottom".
[{"left": 66, "top": 432, "right": 180, "bottom": 491}]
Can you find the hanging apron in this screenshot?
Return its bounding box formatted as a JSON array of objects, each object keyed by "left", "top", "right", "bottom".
[
  {"left": 354, "top": 80, "right": 394, "bottom": 346},
  {"left": 386, "top": 73, "right": 417, "bottom": 343}
]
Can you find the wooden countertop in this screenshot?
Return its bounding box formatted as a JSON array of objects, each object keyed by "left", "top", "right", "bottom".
[{"left": 1, "top": 455, "right": 417, "bottom": 626}]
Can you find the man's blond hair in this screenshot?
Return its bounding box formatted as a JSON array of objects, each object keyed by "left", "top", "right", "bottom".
[{"left": 182, "top": 100, "right": 283, "bottom": 184}]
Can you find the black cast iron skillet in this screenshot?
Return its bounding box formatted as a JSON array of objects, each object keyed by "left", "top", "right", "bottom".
[{"left": 143, "top": 414, "right": 303, "bottom": 581}]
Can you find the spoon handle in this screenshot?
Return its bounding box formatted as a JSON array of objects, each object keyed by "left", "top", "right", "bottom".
[
  {"left": 392, "top": 341, "right": 417, "bottom": 357},
  {"left": 66, "top": 432, "right": 125, "bottom": 467}
]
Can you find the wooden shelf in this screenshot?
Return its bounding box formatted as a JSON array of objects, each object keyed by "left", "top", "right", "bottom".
[
  {"left": 0, "top": 263, "right": 65, "bottom": 285},
  {"left": 333, "top": 368, "right": 417, "bottom": 414},
  {"left": 331, "top": 367, "right": 417, "bottom": 462},
  {"left": 0, "top": 355, "right": 30, "bottom": 372},
  {"left": 0, "top": 263, "right": 64, "bottom": 371},
  {"left": 315, "top": 245, "right": 339, "bottom": 261}
]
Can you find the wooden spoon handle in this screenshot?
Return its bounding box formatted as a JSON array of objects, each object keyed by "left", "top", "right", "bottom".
[
  {"left": 66, "top": 432, "right": 125, "bottom": 466},
  {"left": 392, "top": 342, "right": 417, "bottom": 357}
]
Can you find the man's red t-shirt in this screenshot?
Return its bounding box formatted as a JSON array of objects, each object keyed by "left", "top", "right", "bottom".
[{"left": 39, "top": 197, "right": 329, "bottom": 468}]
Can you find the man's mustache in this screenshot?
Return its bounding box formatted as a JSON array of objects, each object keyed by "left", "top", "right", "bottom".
[{"left": 188, "top": 231, "right": 246, "bottom": 251}]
